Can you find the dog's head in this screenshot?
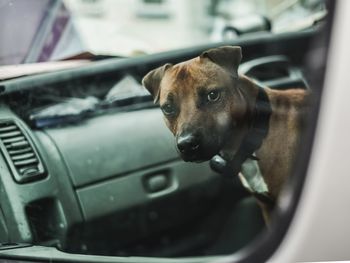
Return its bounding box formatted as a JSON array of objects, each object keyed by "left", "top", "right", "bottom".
[{"left": 142, "top": 46, "right": 249, "bottom": 162}]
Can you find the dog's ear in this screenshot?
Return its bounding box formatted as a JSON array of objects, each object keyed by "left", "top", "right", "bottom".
[
  {"left": 200, "top": 46, "right": 242, "bottom": 78},
  {"left": 142, "top": 63, "right": 172, "bottom": 104}
]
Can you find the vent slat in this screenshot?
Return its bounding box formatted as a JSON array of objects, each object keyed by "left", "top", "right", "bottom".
[
  {"left": 0, "top": 131, "right": 22, "bottom": 138},
  {"left": 19, "top": 167, "right": 39, "bottom": 175},
  {"left": 2, "top": 136, "right": 26, "bottom": 144},
  {"left": 11, "top": 153, "right": 35, "bottom": 161},
  {"left": 13, "top": 158, "right": 38, "bottom": 167},
  {"left": 6, "top": 141, "right": 30, "bottom": 149},
  {"left": 0, "top": 125, "right": 18, "bottom": 132},
  {"left": 8, "top": 147, "right": 32, "bottom": 155}
]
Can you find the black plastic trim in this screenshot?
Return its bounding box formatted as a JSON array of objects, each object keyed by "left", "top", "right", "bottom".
[{"left": 0, "top": 119, "right": 46, "bottom": 183}]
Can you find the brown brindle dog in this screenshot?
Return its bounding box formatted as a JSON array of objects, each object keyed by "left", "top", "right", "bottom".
[{"left": 142, "top": 46, "right": 308, "bottom": 221}]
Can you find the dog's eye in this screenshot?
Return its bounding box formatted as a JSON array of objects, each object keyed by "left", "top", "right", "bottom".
[
  {"left": 207, "top": 90, "right": 221, "bottom": 102},
  {"left": 161, "top": 103, "right": 176, "bottom": 116}
]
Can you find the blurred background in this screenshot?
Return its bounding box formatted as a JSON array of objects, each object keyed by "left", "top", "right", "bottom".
[
  {"left": 63, "top": 0, "right": 326, "bottom": 55},
  {"left": 0, "top": 0, "right": 326, "bottom": 65}
]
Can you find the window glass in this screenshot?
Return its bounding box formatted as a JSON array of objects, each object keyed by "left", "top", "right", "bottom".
[{"left": 0, "top": 0, "right": 328, "bottom": 261}]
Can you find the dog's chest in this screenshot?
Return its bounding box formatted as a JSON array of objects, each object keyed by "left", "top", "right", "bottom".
[{"left": 238, "top": 158, "right": 269, "bottom": 195}]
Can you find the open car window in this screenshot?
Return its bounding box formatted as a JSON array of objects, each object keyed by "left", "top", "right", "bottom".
[{"left": 0, "top": 0, "right": 340, "bottom": 263}]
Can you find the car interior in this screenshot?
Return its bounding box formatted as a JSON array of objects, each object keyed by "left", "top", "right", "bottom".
[{"left": 0, "top": 23, "right": 317, "bottom": 261}]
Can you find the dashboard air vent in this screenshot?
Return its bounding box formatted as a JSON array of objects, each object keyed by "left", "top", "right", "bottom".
[{"left": 0, "top": 120, "right": 46, "bottom": 183}]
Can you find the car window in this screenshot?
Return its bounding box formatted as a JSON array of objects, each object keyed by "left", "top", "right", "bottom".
[{"left": 0, "top": 0, "right": 331, "bottom": 262}]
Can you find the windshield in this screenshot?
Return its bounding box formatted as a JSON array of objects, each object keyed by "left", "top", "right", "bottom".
[{"left": 0, "top": 0, "right": 325, "bottom": 66}]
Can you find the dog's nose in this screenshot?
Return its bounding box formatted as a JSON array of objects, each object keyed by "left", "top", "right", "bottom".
[{"left": 177, "top": 134, "right": 200, "bottom": 154}]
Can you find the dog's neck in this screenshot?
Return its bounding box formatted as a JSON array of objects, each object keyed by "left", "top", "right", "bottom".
[
  {"left": 220, "top": 76, "right": 267, "bottom": 161},
  {"left": 216, "top": 76, "right": 274, "bottom": 203}
]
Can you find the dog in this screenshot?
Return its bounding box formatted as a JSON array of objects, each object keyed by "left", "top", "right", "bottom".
[{"left": 142, "top": 46, "right": 308, "bottom": 221}]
